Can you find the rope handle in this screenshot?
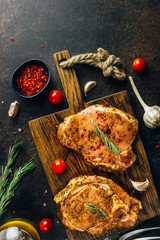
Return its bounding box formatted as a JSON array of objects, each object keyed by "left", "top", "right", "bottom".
[{"left": 59, "top": 48, "right": 126, "bottom": 81}]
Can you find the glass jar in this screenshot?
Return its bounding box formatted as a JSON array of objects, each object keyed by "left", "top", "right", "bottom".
[{"left": 0, "top": 218, "right": 40, "bottom": 240}]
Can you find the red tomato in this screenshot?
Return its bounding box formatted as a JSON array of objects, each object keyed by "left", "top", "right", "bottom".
[
  {"left": 40, "top": 218, "right": 53, "bottom": 232},
  {"left": 52, "top": 159, "right": 66, "bottom": 174},
  {"left": 48, "top": 90, "right": 63, "bottom": 104},
  {"left": 133, "top": 58, "right": 146, "bottom": 72}
]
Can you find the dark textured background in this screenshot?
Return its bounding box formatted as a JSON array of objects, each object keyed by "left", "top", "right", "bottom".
[{"left": 0, "top": 0, "right": 160, "bottom": 239}]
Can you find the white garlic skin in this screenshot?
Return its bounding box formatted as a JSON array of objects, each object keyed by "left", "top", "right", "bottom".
[
  {"left": 84, "top": 81, "right": 96, "bottom": 96},
  {"left": 143, "top": 106, "right": 160, "bottom": 128},
  {"left": 8, "top": 100, "right": 19, "bottom": 118},
  {"left": 130, "top": 178, "right": 150, "bottom": 191}
]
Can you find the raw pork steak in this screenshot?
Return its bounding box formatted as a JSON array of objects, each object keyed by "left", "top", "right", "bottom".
[
  {"left": 58, "top": 105, "right": 138, "bottom": 172},
  {"left": 54, "top": 175, "right": 142, "bottom": 235}
]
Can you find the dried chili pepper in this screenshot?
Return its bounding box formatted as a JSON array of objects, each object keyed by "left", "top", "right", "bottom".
[
  {"left": 9, "top": 37, "right": 14, "bottom": 41},
  {"left": 17, "top": 65, "right": 48, "bottom": 95},
  {"left": 105, "top": 102, "right": 110, "bottom": 106}
]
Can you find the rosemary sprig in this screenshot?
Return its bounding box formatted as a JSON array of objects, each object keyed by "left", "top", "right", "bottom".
[
  {"left": 0, "top": 159, "right": 36, "bottom": 219},
  {"left": 92, "top": 120, "right": 120, "bottom": 155},
  {"left": 87, "top": 203, "right": 108, "bottom": 220},
  {"left": 0, "top": 140, "right": 22, "bottom": 198}
]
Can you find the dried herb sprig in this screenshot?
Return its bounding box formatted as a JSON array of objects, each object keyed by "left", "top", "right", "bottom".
[
  {"left": 87, "top": 203, "right": 108, "bottom": 220},
  {"left": 92, "top": 120, "right": 120, "bottom": 155},
  {"left": 0, "top": 139, "right": 22, "bottom": 198},
  {"left": 0, "top": 159, "right": 36, "bottom": 218}
]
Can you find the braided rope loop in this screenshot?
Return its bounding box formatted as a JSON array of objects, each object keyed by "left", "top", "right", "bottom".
[{"left": 59, "top": 48, "right": 126, "bottom": 81}]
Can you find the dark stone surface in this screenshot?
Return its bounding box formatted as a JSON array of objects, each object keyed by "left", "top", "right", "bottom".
[{"left": 0, "top": 0, "right": 160, "bottom": 239}]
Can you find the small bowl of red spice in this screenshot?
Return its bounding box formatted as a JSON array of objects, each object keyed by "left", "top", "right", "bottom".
[{"left": 12, "top": 59, "right": 51, "bottom": 98}]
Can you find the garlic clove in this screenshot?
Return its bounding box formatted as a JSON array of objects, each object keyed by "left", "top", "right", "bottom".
[
  {"left": 8, "top": 100, "right": 19, "bottom": 118},
  {"left": 84, "top": 81, "right": 96, "bottom": 96},
  {"left": 130, "top": 178, "right": 150, "bottom": 191}
]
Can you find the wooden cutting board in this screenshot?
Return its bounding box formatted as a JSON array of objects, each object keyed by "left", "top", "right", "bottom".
[{"left": 29, "top": 50, "right": 160, "bottom": 240}]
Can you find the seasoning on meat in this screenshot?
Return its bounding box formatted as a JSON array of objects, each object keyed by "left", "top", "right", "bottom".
[
  {"left": 57, "top": 104, "right": 138, "bottom": 172},
  {"left": 54, "top": 175, "right": 142, "bottom": 235}
]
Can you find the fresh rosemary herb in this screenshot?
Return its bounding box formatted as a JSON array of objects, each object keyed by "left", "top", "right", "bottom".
[
  {"left": 0, "top": 140, "right": 36, "bottom": 219},
  {"left": 0, "top": 159, "right": 36, "bottom": 219},
  {"left": 87, "top": 203, "right": 108, "bottom": 220},
  {"left": 0, "top": 139, "right": 22, "bottom": 199},
  {"left": 92, "top": 120, "right": 120, "bottom": 155}
]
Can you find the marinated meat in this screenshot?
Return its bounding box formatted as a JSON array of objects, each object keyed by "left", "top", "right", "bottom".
[
  {"left": 54, "top": 175, "right": 142, "bottom": 235},
  {"left": 58, "top": 105, "right": 138, "bottom": 172}
]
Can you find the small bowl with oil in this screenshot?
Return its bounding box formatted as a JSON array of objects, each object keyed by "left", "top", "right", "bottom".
[{"left": 12, "top": 59, "right": 51, "bottom": 99}]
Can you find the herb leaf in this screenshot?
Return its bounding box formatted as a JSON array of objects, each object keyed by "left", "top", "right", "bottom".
[
  {"left": 0, "top": 159, "right": 36, "bottom": 219},
  {"left": 0, "top": 139, "right": 22, "bottom": 199},
  {"left": 87, "top": 203, "right": 108, "bottom": 220},
  {"left": 92, "top": 120, "right": 120, "bottom": 155}
]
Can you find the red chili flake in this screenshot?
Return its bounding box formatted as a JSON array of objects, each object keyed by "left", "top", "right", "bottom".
[
  {"left": 40, "top": 44, "right": 43, "bottom": 48},
  {"left": 13, "top": 211, "right": 16, "bottom": 214},
  {"left": 96, "top": 111, "right": 99, "bottom": 113},
  {"left": 107, "top": 159, "right": 111, "bottom": 163},
  {"left": 118, "top": 116, "right": 122, "bottom": 120},
  {"left": 117, "top": 138, "right": 121, "bottom": 144},
  {"left": 16, "top": 65, "right": 48, "bottom": 95},
  {"left": 81, "top": 134, "right": 84, "bottom": 138},
  {"left": 155, "top": 145, "right": 160, "bottom": 148},
  {"left": 101, "top": 117, "right": 104, "bottom": 120},
  {"left": 96, "top": 144, "right": 101, "bottom": 149},
  {"left": 156, "top": 84, "right": 158, "bottom": 87},
  {"left": 67, "top": 140, "right": 71, "bottom": 145},
  {"left": 83, "top": 128, "right": 86, "bottom": 131},
  {"left": 105, "top": 102, "right": 110, "bottom": 106},
  {"left": 9, "top": 37, "right": 14, "bottom": 41},
  {"left": 13, "top": 132, "right": 17, "bottom": 135}
]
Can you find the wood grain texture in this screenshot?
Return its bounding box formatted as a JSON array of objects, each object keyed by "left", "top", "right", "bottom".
[
  {"left": 29, "top": 50, "right": 160, "bottom": 240},
  {"left": 54, "top": 50, "right": 85, "bottom": 113}
]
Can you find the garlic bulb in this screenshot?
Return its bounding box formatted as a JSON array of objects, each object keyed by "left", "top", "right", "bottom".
[
  {"left": 84, "top": 81, "right": 96, "bottom": 96},
  {"left": 130, "top": 178, "right": 150, "bottom": 191},
  {"left": 8, "top": 100, "right": 19, "bottom": 118},
  {"left": 129, "top": 76, "right": 160, "bottom": 128},
  {"left": 143, "top": 106, "right": 160, "bottom": 128}
]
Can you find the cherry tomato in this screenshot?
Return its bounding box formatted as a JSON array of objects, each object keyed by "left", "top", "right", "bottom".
[
  {"left": 52, "top": 159, "right": 66, "bottom": 174},
  {"left": 133, "top": 58, "right": 146, "bottom": 72},
  {"left": 40, "top": 218, "right": 53, "bottom": 232},
  {"left": 48, "top": 90, "right": 63, "bottom": 104}
]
